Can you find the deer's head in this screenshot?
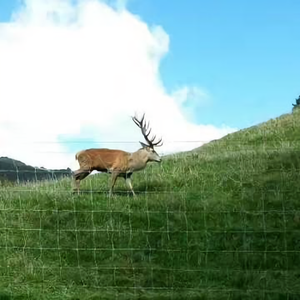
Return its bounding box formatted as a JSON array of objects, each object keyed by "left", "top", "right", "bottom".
[{"left": 132, "top": 114, "right": 163, "bottom": 163}]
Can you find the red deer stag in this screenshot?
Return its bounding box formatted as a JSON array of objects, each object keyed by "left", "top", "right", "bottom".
[{"left": 73, "top": 114, "right": 163, "bottom": 196}]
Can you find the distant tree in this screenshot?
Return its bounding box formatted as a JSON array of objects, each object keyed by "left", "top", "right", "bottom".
[{"left": 292, "top": 95, "right": 300, "bottom": 112}]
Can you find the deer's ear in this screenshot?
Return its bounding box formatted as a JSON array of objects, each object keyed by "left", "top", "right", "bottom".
[{"left": 139, "top": 141, "right": 149, "bottom": 148}]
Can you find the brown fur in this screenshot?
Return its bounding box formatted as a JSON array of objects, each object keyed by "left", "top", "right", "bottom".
[
  {"left": 73, "top": 146, "right": 161, "bottom": 196},
  {"left": 73, "top": 114, "right": 162, "bottom": 196},
  {"left": 75, "top": 148, "right": 130, "bottom": 173}
]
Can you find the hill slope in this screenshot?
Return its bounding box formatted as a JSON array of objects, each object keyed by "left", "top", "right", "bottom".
[
  {"left": 0, "top": 157, "right": 72, "bottom": 183},
  {"left": 0, "top": 110, "right": 300, "bottom": 299}
]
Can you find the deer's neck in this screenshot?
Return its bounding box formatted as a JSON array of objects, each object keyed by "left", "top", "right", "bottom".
[{"left": 129, "top": 150, "right": 148, "bottom": 172}]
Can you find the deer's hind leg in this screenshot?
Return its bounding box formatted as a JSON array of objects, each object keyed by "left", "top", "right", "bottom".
[
  {"left": 73, "top": 169, "right": 91, "bottom": 194},
  {"left": 109, "top": 171, "right": 120, "bottom": 197}
]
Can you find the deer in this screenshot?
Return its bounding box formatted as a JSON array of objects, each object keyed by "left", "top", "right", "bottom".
[{"left": 73, "top": 114, "right": 163, "bottom": 196}]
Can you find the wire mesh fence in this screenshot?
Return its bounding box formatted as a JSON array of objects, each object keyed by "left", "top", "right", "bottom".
[{"left": 0, "top": 139, "right": 300, "bottom": 299}]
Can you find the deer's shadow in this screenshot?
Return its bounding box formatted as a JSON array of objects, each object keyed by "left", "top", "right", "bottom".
[{"left": 72, "top": 189, "right": 144, "bottom": 196}]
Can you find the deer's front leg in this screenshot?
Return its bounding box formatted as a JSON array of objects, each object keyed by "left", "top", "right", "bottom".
[{"left": 125, "top": 173, "right": 136, "bottom": 197}]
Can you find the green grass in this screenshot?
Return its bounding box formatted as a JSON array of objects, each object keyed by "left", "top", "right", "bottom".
[{"left": 1, "top": 110, "right": 300, "bottom": 299}]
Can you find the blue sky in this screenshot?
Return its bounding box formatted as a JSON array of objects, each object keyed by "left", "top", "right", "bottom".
[
  {"left": 0, "top": 0, "right": 19, "bottom": 21},
  {"left": 1, "top": 0, "right": 300, "bottom": 168},
  {"left": 1, "top": 0, "right": 299, "bottom": 129},
  {"left": 127, "top": 0, "right": 300, "bottom": 128}
]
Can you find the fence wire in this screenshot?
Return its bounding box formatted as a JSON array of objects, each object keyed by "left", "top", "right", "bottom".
[{"left": 0, "top": 140, "right": 300, "bottom": 299}]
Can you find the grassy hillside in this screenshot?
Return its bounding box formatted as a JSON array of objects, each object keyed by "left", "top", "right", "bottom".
[{"left": 0, "top": 110, "right": 300, "bottom": 299}]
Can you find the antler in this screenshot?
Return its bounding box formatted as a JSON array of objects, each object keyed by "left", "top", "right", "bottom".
[{"left": 132, "top": 113, "right": 163, "bottom": 148}]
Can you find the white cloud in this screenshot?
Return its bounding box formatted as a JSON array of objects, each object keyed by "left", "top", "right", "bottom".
[
  {"left": 0, "top": 0, "right": 237, "bottom": 169},
  {"left": 172, "top": 86, "right": 210, "bottom": 121}
]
